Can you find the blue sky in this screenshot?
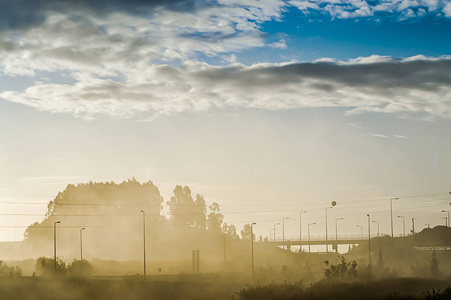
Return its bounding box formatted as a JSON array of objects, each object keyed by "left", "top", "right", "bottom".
[{"left": 1, "top": 0, "right": 451, "bottom": 242}]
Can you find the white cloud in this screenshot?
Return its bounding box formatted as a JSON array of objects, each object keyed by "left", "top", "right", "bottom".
[
  {"left": 269, "top": 38, "right": 288, "bottom": 49},
  {"left": 2, "top": 55, "right": 451, "bottom": 120},
  {"left": 289, "top": 0, "right": 451, "bottom": 20},
  {"left": 444, "top": 2, "right": 451, "bottom": 16}
]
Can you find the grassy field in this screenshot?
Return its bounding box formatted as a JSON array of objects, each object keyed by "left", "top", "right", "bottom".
[
  {"left": 0, "top": 276, "right": 450, "bottom": 300},
  {"left": 0, "top": 276, "right": 242, "bottom": 300},
  {"left": 237, "top": 278, "right": 451, "bottom": 300}
]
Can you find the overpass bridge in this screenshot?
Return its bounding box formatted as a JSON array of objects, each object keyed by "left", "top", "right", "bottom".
[{"left": 265, "top": 234, "right": 372, "bottom": 249}]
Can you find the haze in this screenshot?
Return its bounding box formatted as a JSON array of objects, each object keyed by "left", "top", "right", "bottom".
[{"left": 0, "top": 0, "right": 451, "bottom": 299}]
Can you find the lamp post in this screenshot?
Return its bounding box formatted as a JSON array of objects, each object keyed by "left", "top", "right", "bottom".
[
  {"left": 308, "top": 222, "right": 316, "bottom": 253},
  {"left": 282, "top": 217, "right": 289, "bottom": 250},
  {"left": 397, "top": 216, "right": 405, "bottom": 237},
  {"left": 299, "top": 211, "right": 307, "bottom": 245},
  {"left": 372, "top": 220, "right": 380, "bottom": 237},
  {"left": 54, "top": 221, "right": 61, "bottom": 275},
  {"left": 80, "top": 227, "right": 85, "bottom": 261},
  {"left": 140, "top": 210, "right": 146, "bottom": 276},
  {"left": 325, "top": 206, "right": 333, "bottom": 252},
  {"left": 390, "top": 197, "right": 399, "bottom": 237},
  {"left": 367, "top": 214, "right": 371, "bottom": 263},
  {"left": 273, "top": 223, "right": 280, "bottom": 242},
  {"left": 335, "top": 218, "right": 343, "bottom": 253},
  {"left": 356, "top": 224, "right": 363, "bottom": 239},
  {"left": 412, "top": 218, "right": 416, "bottom": 235},
  {"left": 443, "top": 216, "right": 448, "bottom": 226},
  {"left": 442, "top": 210, "right": 450, "bottom": 227},
  {"left": 251, "top": 222, "right": 256, "bottom": 283}
]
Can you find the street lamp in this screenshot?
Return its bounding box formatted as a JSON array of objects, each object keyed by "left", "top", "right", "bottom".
[
  {"left": 442, "top": 210, "right": 450, "bottom": 227},
  {"left": 356, "top": 224, "right": 363, "bottom": 239},
  {"left": 54, "top": 221, "right": 61, "bottom": 275},
  {"left": 282, "top": 217, "right": 289, "bottom": 250},
  {"left": 299, "top": 211, "right": 307, "bottom": 244},
  {"left": 335, "top": 218, "right": 344, "bottom": 241},
  {"left": 251, "top": 222, "right": 256, "bottom": 283},
  {"left": 325, "top": 205, "right": 334, "bottom": 252},
  {"left": 397, "top": 216, "right": 405, "bottom": 237},
  {"left": 412, "top": 218, "right": 416, "bottom": 235},
  {"left": 273, "top": 223, "right": 280, "bottom": 242},
  {"left": 367, "top": 214, "right": 371, "bottom": 263},
  {"left": 335, "top": 218, "right": 343, "bottom": 253},
  {"left": 443, "top": 216, "right": 448, "bottom": 227},
  {"left": 80, "top": 227, "right": 85, "bottom": 261},
  {"left": 390, "top": 197, "right": 399, "bottom": 237},
  {"left": 308, "top": 222, "right": 316, "bottom": 253},
  {"left": 372, "top": 220, "right": 380, "bottom": 237},
  {"left": 140, "top": 210, "right": 146, "bottom": 276}
]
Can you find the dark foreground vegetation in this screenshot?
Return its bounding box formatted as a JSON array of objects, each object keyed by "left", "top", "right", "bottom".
[
  {"left": 237, "top": 278, "right": 451, "bottom": 300},
  {"left": 0, "top": 277, "right": 450, "bottom": 300},
  {"left": 0, "top": 276, "right": 241, "bottom": 300}
]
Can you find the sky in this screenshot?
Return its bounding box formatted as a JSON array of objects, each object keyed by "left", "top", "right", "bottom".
[{"left": 1, "top": 0, "right": 451, "bottom": 244}]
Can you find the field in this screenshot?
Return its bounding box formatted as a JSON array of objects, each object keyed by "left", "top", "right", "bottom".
[{"left": 0, "top": 276, "right": 450, "bottom": 300}]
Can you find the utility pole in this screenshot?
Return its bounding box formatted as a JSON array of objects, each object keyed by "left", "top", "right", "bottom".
[
  {"left": 442, "top": 210, "right": 450, "bottom": 227},
  {"left": 251, "top": 222, "right": 256, "bottom": 283},
  {"left": 372, "top": 220, "right": 380, "bottom": 237},
  {"left": 273, "top": 223, "right": 280, "bottom": 242},
  {"left": 325, "top": 206, "right": 333, "bottom": 252},
  {"left": 398, "top": 216, "right": 405, "bottom": 237},
  {"left": 299, "top": 211, "right": 307, "bottom": 250},
  {"left": 335, "top": 218, "right": 343, "bottom": 253},
  {"left": 54, "top": 221, "right": 61, "bottom": 275},
  {"left": 80, "top": 227, "right": 85, "bottom": 261},
  {"left": 141, "top": 210, "right": 146, "bottom": 276},
  {"left": 282, "top": 217, "right": 289, "bottom": 250},
  {"left": 308, "top": 223, "right": 316, "bottom": 253},
  {"left": 367, "top": 214, "right": 371, "bottom": 263},
  {"left": 390, "top": 198, "right": 399, "bottom": 238}
]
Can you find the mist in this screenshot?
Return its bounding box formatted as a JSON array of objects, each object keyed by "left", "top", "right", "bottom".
[{"left": 0, "top": 180, "right": 450, "bottom": 299}]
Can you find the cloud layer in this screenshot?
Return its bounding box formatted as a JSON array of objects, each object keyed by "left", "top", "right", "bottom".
[
  {"left": 290, "top": 0, "right": 451, "bottom": 20},
  {"left": 1, "top": 0, "right": 451, "bottom": 121},
  {"left": 2, "top": 55, "right": 451, "bottom": 120}
]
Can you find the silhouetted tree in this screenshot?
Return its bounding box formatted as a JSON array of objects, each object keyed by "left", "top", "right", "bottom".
[
  {"left": 430, "top": 250, "right": 442, "bottom": 278},
  {"left": 167, "top": 186, "right": 207, "bottom": 227},
  {"left": 207, "top": 202, "right": 223, "bottom": 231},
  {"left": 67, "top": 259, "right": 92, "bottom": 276},
  {"left": 35, "top": 257, "right": 66, "bottom": 277},
  {"left": 241, "top": 224, "right": 254, "bottom": 240},
  {"left": 324, "top": 255, "right": 357, "bottom": 279},
  {"left": 222, "top": 223, "right": 239, "bottom": 239}
]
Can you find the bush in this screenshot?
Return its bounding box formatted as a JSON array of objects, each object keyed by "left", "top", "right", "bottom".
[
  {"left": 324, "top": 255, "right": 357, "bottom": 280},
  {"left": 67, "top": 259, "right": 92, "bottom": 276}
]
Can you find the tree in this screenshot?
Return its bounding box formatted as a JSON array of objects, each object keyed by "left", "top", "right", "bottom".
[
  {"left": 241, "top": 224, "right": 254, "bottom": 240},
  {"left": 207, "top": 202, "right": 224, "bottom": 231},
  {"left": 0, "top": 261, "right": 22, "bottom": 277},
  {"left": 35, "top": 257, "right": 66, "bottom": 277},
  {"left": 324, "top": 255, "right": 358, "bottom": 280},
  {"left": 223, "top": 223, "right": 239, "bottom": 239},
  {"left": 430, "top": 250, "right": 442, "bottom": 278},
  {"left": 67, "top": 259, "right": 93, "bottom": 276},
  {"left": 166, "top": 186, "right": 208, "bottom": 228}
]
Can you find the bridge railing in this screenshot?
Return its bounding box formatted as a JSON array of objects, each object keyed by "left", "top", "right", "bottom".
[{"left": 267, "top": 234, "right": 387, "bottom": 242}]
